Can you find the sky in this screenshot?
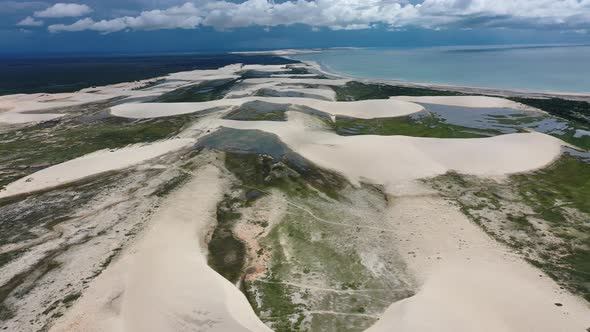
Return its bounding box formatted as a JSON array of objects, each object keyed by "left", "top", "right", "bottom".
[{"left": 1, "top": 0, "right": 590, "bottom": 55}]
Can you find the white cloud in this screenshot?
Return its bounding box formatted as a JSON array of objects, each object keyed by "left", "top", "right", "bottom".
[
  {"left": 17, "top": 16, "right": 44, "bottom": 27},
  {"left": 49, "top": 3, "right": 200, "bottom": 33},
  {"left": 34, "top": 3, "right": 92, "bottom": 18},
  {"left": 46, "top": 0, "right": 590, "bottom": 34}
]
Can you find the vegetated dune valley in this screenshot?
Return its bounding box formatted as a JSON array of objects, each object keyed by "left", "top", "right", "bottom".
[{"left": 2, "top": 2, "right": 590, "bottom": 332}]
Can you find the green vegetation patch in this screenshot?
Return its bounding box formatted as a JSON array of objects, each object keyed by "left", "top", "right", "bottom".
[
  {"left": 513, "top": 156, "right": 590, "bottom": 301},
  {"left": 511, "top": 155, "right": 590, "bottom": 225},
  {"left": 0, "top": 249, "right": 26, "bottom": 270},
  {"left": 333, "top": 81, "right": 462, "bottom": 101},
  {"left": 151, "top": 173, "right": 192, "bottom": 198},
  {"left": 285, "top": 66, "right": 311, "bottom": 75},
  {"left": 62, "top": 292, "right": 81, "bottom": 306},
  {"left": 330, "top": 113, "right": 500, "bottom": 138},
  {"left": 207, "top": 193, "right": 246, "bottom": 284},
  {"left": 0, "top": 171, "right": 129, "bottom": 247},
  {"left": 551, "top": 129, "right": 590, "bottom": 151},
  {"left": 247, "top": 212, "right": 381, "bottom": 331},
  {"left": 156, "top": 78, "right": 238, "bottom": 102},
  {"left": 507, "top": 97, "right": 590, "bottom": 150},
  {"left": 510, "top": 97, "right": 590, "bottom": 127},
  {"left": 226, "top": 109, "right": 285, "bottom": 121},
  {"left": 198, "top": 128, "right": 347, "bottom": 199},
  {"left": 224, "top": 101, "right": 289, "bottom": 122},
  {"left": 492, "top": 115, "right": 543, "bottom": 126},
  {"left": 0, "top": 112, "right": 191, "bottom": 189},
  {"left": 206, "top": 146, "right": 348, "bottom": 290}
]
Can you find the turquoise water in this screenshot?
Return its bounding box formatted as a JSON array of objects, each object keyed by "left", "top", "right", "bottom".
[{"left": 291, "top": 45, "right": 590, "bottom": 93}]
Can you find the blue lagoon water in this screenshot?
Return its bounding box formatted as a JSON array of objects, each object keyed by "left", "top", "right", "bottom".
[{"left": 291, "top": 45, "right": 590, "bottom": 93}]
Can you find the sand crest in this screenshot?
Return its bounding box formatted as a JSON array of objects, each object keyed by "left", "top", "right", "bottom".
[
  {"left": 0, "top": 138, "right": 193, "bottom": 198},
  {"left": 219, "top": 111, "right": 563, "bottom": 194},
  {"left": 110, "top": 97, "right": 424, "bottom": 120},
  {"left": 50, "top": 164, "right": 271, "bottom": 332},
  {"left": 391, "top": 95, "right": 536, "bottom": 110}
]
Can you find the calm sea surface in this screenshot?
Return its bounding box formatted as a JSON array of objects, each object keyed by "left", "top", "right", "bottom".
[{"left": 291, "top": 45, "right": 590, "bottom": 93}]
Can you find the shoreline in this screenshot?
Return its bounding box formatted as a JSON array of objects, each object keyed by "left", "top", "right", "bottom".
[{"left": 288, "top": 57, "right": 590, "bottom": 101}]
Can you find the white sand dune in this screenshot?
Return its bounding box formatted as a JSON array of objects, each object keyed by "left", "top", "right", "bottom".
[
  {"left": 219, "top": 111, "right": 563, "bottom": 194},
  {"left": 0, "top": 139, "right": 193, "bottom": 198},
  {"left": 110, "top": 97, "right": 423, "bottom": 120},
  {"left": 259, "top": 86, "right": 337, "bottom": 100},
  {"left": 369, "top": 262, "right": 590, "bottom": 332},
  {"left": 225, "top": 81, "right": 279, "bottom": 98},
  {"left": 5, "top": 63, "right": 589, "bottom": 332},
  {"left": 243, "top": 77, "right": 350, "bottom": 86},
  {"left": 0, "top": 64, "right": 278, "bottom": 124},
  {"left": 0, "top": 111, "right": 65, "bottom": 124},
  {"left": 226, "top": 79, "right": 337, "bottom": 100},
  {"left": 392, "top": 95, "right": 536, "bottom": 110},
  {"left": 0, "top": 89, "right": 150, "bottom": 125},
  {"left": 167, "top": 72, "right": 241, "bottom": 82},
  {"left": 241, "top": 64, "right": 291, "bottom": 72},
  {"left": 270, "top": 74, "right": 319, "bottom": 78},
  {"left": 50, "top": 164, "right": 271, "bottom": 332},
  {"left": 365, "top": 195, "right": 590, "bottom": 332},
  {"left": 218, "top": 112, "right": 589, "bottom": 331},
  {"left": 0, "top": 93, "right": 112, "bottom": 124}
]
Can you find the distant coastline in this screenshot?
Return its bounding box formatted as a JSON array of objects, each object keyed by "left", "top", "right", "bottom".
[
  {"left": 279, "top": 54, "right": 590, "bottom": 101},
  {"left": 286, "top": 45, "right": 590, "bottom": 98},
  {"left": 1, "top": 48, "right": 588, "bottom": 102}
]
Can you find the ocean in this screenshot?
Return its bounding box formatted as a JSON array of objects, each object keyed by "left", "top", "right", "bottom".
[{"left": 290, "top": 45, "right": 590, "bottom": 93}]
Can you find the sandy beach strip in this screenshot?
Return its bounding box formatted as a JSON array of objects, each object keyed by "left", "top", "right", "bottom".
[{"left": 0, "top": 138, "right": 194, "bottom": 199}]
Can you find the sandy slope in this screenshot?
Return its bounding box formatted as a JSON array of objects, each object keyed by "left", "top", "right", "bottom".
[
  {"left": 0, "top": 111, "right": 65, "bottom": 124},
  {"left": 366, "top": 195, "right": 590, "bottom": 332},
  {"left": 262, "top": 86, "right": 337, "bottom": 100},
  {"left": 0, "top": 139, "right": 193, "bottom": 198},
  {"left": 110, "top": 97, "right": 423, "bottom": 120},
  {"left": 391, "top": 95, "right": 536, "bottom": 110},
  {"left": 219, "top": 111, "right": 563, "bottom": 194},
  {"left": 50, "top": 163, "right": 271, "bottom": 332},
  {"left": 4, "top": 63, "right": 589, "bottom": 332},
  {"left": 0, "top": 64, "right": 275, "bottom": 124},
  {"left": 219, "top": 112, "right": 590, "bottom": 331}
]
